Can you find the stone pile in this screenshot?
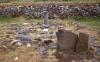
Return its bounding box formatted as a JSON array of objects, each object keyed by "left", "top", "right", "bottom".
[{"left": 0, "top": 3, "right": 100, "bottom": 18}]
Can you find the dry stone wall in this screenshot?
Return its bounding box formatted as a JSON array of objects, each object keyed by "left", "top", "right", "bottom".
[{"left": 0, "top": 3, "right": 100, "bottom": 18}]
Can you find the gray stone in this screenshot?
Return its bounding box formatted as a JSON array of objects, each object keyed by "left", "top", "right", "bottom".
[
  {"left": 18, "top": 27, "right": 29, "bottom": 35},
  {"left": 39, "top": 45, "right": 48, "bottom": 58},
  {"left": 56, "top": 29, "right": 78, "bottom": 53},
  {"left": 17, "top": 34, "right": 32, "bottom": 43},
  {"left": 43, "top": 11, "right": 49, "bottom": 28},
  {"left": 95, "top": 48, "right": 100, "bottom": 56},
  {"left": 76, "top": 32, "right": 89, "bottom": 52}
]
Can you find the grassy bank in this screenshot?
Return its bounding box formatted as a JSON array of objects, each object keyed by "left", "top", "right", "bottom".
[
  {"left": 0, "top": 16, "right": 33, "bottom": 24},
  {"left": 69, "top": 16, "right": 100, "bottom": 31}
]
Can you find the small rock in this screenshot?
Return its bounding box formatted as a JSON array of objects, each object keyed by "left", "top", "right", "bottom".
[
  {"left": 14, "top": 57, "right": 18, "bottom": 61},
  {"left": 27, "top": 43, "right": 31, "bottom": 47}
]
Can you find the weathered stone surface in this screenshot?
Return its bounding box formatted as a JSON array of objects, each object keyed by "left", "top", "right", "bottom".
[
  {"left": 76, "top": 32, "right": 89, "bottom": 52},
  {"left": 56, "top": 29, "right": 78, "bottom": 53}
]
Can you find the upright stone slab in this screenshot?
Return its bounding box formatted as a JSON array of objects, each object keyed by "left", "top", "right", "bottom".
[
  {"left": 43, "top": 11, "right": 49, "bottom": 28},
  {"left": 56, "top": 29, "right": 78, "bottom": 53},
  {"left": 76, "top": 32, "right": 89, "bottom": 52}
]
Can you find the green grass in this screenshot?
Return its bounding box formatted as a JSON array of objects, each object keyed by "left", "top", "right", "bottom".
[
  {"left": 0, "top": 16, "right": 17, "bottom": 24},
  {"left": 69, "top": 16, "right": 100, "bottom": 31},
  {"left": 0, "top": 15, "right": 100, "bottom": 31},
  {"left": 0, "top": 0, "right": 17, "bottom": 3},
  {"left": 0, "top": 16, "right": 44, "bottom": 26}
]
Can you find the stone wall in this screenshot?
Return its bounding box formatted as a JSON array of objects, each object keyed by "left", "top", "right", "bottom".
[{"left": 0, "top": 3, "right": 100, "bottom": 18}]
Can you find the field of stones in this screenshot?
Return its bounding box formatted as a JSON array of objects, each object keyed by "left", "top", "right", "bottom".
[{"left": 0, "top": 2, "right": 100, "bottom": 62}]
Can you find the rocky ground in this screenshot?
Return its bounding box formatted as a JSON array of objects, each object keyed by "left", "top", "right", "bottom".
[
  {"left": 0, "top": 2, "right": 100, "bottom": 62},
  {"left": 0, "top": 18, "right": 100, "bottom": 62},
  {"left": 0, "top": 18, "right": 59, "bottom": 62}
]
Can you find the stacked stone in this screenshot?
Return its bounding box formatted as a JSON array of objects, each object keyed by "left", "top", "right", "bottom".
[{"left": 0, "top": 3, "right": 100, "bottom": 18}]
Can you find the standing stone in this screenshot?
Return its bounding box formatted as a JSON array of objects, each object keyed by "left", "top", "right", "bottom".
[
  {"left": 43, "top": 11, "right": 49, "bottom": 28},
  {"left": 56, "top": 29, "right": 78, "bottom": 53},
  {"left": 76, "top": 32, "right": 89, "bottom": 52}
]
